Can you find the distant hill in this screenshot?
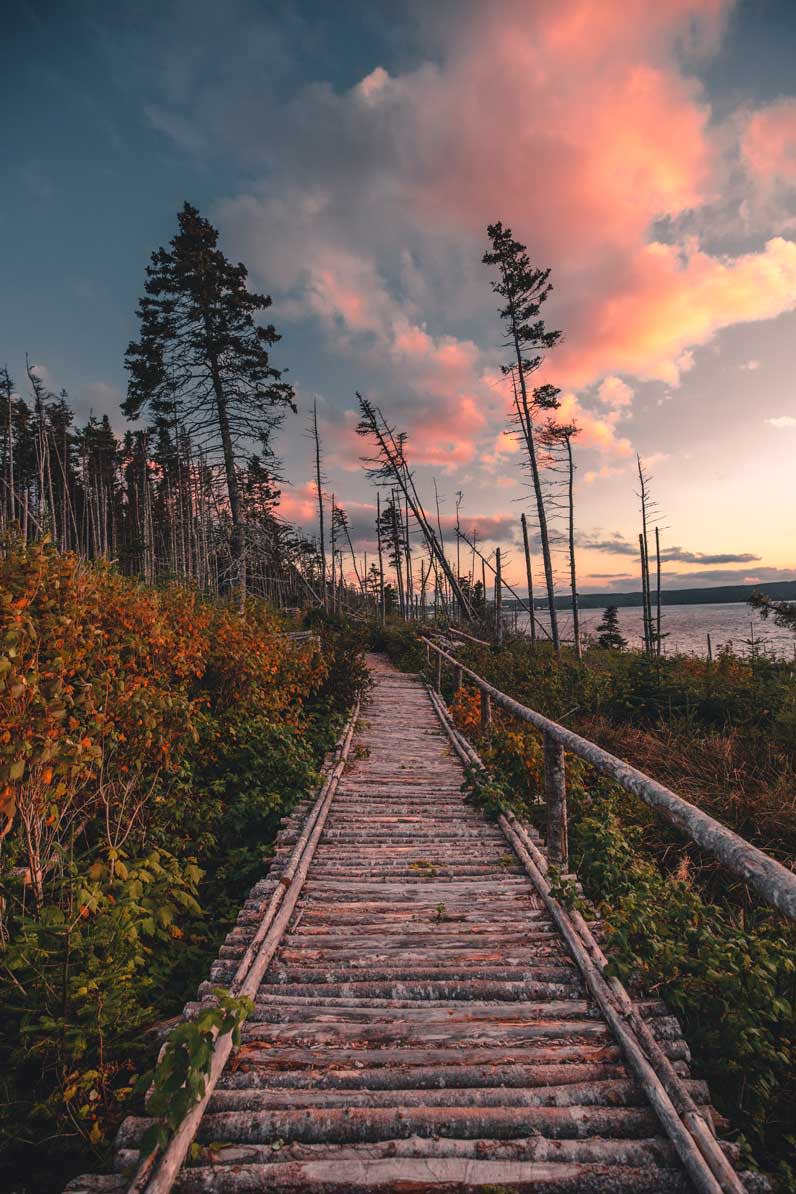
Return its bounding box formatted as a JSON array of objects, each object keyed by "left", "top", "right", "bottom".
[{"left": 504, "top": 580, "right": 796, "bottom": 611}]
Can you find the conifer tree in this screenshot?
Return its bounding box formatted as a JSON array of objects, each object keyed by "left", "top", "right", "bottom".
[
  {"left": 124, "top": 202, "right": 295, "bottom": 596},
  {"left": 596, "top": 605, "right": 627, "bottom": 650},
  {"left": 484, "top": 222, "right": 562, "bottom": 654}
]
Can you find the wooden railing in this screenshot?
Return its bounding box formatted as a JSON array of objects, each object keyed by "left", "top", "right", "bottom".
[
  {"left": 282, "top": 630, "right": 321, "bottom": 648},
  {"left": 422, "top": 636, "right": 796, "bottom": 921}
]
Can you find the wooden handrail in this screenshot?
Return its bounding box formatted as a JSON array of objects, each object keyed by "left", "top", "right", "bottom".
[
  {"left": 282, "top": 630, "right": 321, "bottom": 647},
  {"left": 422, "top": 636, "right": 796, "bottom": 921}
]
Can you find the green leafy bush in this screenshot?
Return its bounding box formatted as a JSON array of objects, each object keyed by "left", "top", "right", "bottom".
[{"left": 0, "top": 545, "right": 365, "bottom": 1193}]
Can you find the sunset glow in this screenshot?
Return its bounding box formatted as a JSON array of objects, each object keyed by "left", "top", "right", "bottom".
[{"left": 4, "top": 0, "right": 795, "bottom": 593}]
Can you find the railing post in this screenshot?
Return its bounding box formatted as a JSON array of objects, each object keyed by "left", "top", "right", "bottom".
[
  {"left": 454, "top": 666, "right": 463, "bottom": 694},
  {"left": 435, "top": 651, "right": 442, "bottom": 693},
  {"left": 425, "top": 641, "right": 430, "bottom": 665},
  {"left": 480, "top": 689, "right": 492, "bottom": 734},
  {"left": 544, "top": 731, "right": 568, "bottom": 867},
  {"left": 495, "top": 546, "right": 503, "bottom": 648}
]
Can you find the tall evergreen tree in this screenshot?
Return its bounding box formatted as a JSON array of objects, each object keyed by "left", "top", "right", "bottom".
[
  {"left": 596, "top": 605, "right": 627, "bottom": 650},
  {"left": 483, "top": 221, "right": 562, "bottom": 655},
  {"left": 124, "top": 202, "right": 296, "bottom": 596}
]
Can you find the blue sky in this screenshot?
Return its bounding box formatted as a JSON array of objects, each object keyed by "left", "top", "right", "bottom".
[{"left": 3, "top": 0, "right": 796, "bottom": 591}]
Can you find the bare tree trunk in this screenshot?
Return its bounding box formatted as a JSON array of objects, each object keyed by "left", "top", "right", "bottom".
[
  {"left": 7, "top": 385, "right": 14, "bottom": 529},
  {"left": 376, "top": 491, "right": 385, "bottom": 624},
  {"left": 403, "top": 490, "right": 414, "bottom": 620},
  {"left": 495, "top": 546, "right": 503, "bottom": 647},
  {"left": 655, "top": 525, "right": 662, "bottom": 657},
  {"left": 390, "top": 495, "right": 405, "bottom": 619},
  {"left": 637, "top": 456, "right": 653, "bottom": 655},
  {"left": 564, "top": 435, "right": 582, "bottom": 660},
  {"left": 207, "top": 345, "right": 244, "bottom": 605},
  {"left": 510, "top": 366, "right": 560, "bottom": 655},
  {"left": 521, "top": 513, "right": 536, "bottom": 649},
  {"left": 313, "top": 399, "right": 328, "bottom": 611},
  {"left": 639, "top": 532, "right": 652, "bottom": 656}
]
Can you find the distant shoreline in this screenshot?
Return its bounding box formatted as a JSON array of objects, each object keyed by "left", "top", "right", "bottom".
[{"left": 504, "top": 579, "right": 796, "bottom": 612}]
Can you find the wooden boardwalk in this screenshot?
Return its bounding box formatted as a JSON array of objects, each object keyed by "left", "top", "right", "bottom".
[{"left": 69, "top": 654, "right": 762, "bottom": 1193}]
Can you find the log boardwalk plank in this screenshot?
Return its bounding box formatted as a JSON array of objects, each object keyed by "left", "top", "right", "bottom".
[{"left": 67, "top": 654, "right": 765, "bottom": 1194}]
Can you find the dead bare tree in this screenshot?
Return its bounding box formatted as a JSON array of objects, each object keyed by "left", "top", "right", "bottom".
[
  {"left": 540, "top": 420, "right": 582, "bottom": 659},
  {"left": 636, "top": 456, "right": 663, "bottom": 656},
  {"left": 356, "top": 395, "right": 474, "bottom": 620},
  {"left": 311, "top": 399, "right": 328, "bottom": 611},
  {"left": 520, "top": 512, "right": 536, "bottom": 648}
]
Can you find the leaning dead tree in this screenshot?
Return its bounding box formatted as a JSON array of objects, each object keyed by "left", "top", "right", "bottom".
[
  {"left": 356, "top": 394, "right": 474, "bottom": 620},
  {"left": 457, "top": 526, "right": 551, "bottom": 641}
]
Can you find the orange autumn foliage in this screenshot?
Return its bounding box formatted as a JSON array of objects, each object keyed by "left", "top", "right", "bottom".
[{"left": 0, "top": 541, "right": 326, "bottom": 837}]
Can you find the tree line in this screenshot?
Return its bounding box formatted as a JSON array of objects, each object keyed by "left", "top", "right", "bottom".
[{"left": 2, "top": 201, "right": 674, "bottom": 650}]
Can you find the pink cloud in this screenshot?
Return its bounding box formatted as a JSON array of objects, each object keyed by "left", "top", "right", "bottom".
[
  {"left": 742, "top": 99, "right": 796, "bottom": 185},
  {"left": 597, "top": 377, "right": 635, "bottom": 409},
  {"left": 556, "top": 391, "right": 634, "bottom": 457},
  {"left": 216, "top": 0, "right": 796, "bottom": 480},
  {"left": 276, "top": 481, "right": 317, "bottom": 524},
  {"left": 557, "top": 237, "right": 796, "bottom": 385}
]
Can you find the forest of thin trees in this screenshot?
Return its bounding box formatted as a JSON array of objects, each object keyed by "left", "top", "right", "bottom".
[{"left": 0, "top": 204, "right": 668, "bottom": 649}]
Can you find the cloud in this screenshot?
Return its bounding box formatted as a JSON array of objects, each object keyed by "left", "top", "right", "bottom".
[
  {"left": 765, "top": 415, "right": 796, "bottom": 429},
  {"left": 741, "top": 359, "right": 760, "bottom": 370},
  {"left": 79, "top": 382, "right": 125, "bottom": 421},
  {"left": 554, "top": 236, "right": 796, "bottom": 386},
  {"left": 579, "top": 533, "right": 760, "bottom": 565},
  {"left": 276, "top": 481, "right": 318, "bottom": 526},
  {"left": 556, "top": 391, "right": 634, "bottom": 457},
  {"left": 149, "top": 0, "right": 796, "bottom": 465},
  {"left": 581, "top": 565, "right": 796, "bottom": 591},
  {"left": 28, "top": 362, "right": 56, "bottom": 392},
  {"left": 275, "top": 482, "right": 517, "bottom": 550},
  {"left": 597, "top": 377, "right": 634, "bottom": 408},
  {"left": 742, "top": 99, "right": 796, "bottom": 187},
  {"left": 659, "top": 566, "right": 796, "bottom": 584},
  {"left": 146, "top": 105, "right": 208, "bottom": 155}
]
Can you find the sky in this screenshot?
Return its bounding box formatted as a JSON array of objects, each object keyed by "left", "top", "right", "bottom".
[{"left": 2, "top": 0, "right": 796, "bottom": 594}]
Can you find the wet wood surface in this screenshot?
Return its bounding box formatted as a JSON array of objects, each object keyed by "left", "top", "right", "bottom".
[{"left": 66, "top": 655, "right": 762, "bottom": 1193}]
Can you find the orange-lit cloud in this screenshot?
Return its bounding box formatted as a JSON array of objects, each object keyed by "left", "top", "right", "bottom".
[{"left": 556, "top": 237, "right": 796, "bottom": 385}]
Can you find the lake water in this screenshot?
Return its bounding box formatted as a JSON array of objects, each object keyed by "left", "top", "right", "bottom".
[{"left": 511, "top": 602, "right": 796, "bottom": 660}]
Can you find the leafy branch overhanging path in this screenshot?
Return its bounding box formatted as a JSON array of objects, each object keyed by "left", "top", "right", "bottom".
[{"left": 67, "top": 655, "right": 767, "bottom": 1194}]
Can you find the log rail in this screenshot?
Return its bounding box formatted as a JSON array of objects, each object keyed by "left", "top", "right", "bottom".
[{"left": 422, "top": 636, "right": 796, "bottom": 921}]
